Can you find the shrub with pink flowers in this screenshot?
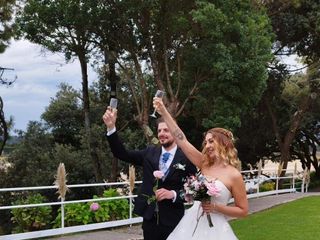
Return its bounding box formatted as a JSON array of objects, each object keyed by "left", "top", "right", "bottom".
[
  {"left": 90, "top": 202, "right": 100, "bottom": 212},
  {"left": 53, "top": 188, "right": 130, "bottom": 227}
]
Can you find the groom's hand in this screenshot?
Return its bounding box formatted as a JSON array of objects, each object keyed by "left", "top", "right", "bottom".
[
  {"left": 155, "top": 188, "right": 174, "bottom": 201},
  {"left": 102, "top": 107, "right": 117, "bottom": 130}
]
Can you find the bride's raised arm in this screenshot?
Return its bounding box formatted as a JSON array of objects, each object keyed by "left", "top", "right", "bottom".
[{"left": 153, "top": 97, "right": 203, "bottom": 169}]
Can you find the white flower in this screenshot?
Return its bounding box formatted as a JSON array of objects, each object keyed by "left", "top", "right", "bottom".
[
  {"left": 119, "top": 172, "right": 128, "bottom": 181},
  {"left": 116, "top": 188, "right": 124, "bottom": 195},
  {"left": 174, "top": 163, "right": 186, "bottom": 171}
]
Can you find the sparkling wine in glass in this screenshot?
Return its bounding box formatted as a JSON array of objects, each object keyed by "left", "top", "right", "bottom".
[{"left": 150, "top": 90, "right": 165, "bottom": 118}]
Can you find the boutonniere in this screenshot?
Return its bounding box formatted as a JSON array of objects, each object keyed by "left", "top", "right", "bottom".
[{"left": 173, "top": 163, "right": 186, "bottom": 171}]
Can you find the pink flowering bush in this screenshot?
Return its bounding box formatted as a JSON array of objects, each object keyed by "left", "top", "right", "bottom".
[
  {"left": 53, "top": 189, "right": 129, "bottom": 227},
  {"left": 90, "top": 202, "right": 100, "bottom": 212}
]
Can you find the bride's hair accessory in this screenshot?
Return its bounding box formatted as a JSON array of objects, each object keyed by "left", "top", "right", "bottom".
[{"left": 211, "top": 128, "right": 235, "bottom": 142}]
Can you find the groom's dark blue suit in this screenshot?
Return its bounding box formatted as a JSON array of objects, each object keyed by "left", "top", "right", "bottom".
[{"left": 107, "top": 131, "right": 196, "bottom": 240}]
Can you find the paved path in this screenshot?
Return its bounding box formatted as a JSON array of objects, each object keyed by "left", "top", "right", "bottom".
[{"left": 50, "top": 192, "right": 320, "bottom": 240}]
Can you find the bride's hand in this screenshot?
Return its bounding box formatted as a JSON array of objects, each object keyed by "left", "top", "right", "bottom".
[
  {"left": 153, "top": 97, "right": 167, "bottom": 116},
  {"left": 201, "top": 201, "right": 216, "bottom": 213}
]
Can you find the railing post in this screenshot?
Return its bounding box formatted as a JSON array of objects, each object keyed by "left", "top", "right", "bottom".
[
  {"left": 128, "top": 165, "right": 135, "bottom": 226},
  {"left": 55, "top": 163, "right": 68, "bottom": 229},
  {"left": 129, "top": 191, "right": 133, "bottom": 224},
  {"left": 301, "top": 168, "right": 309, "bottom": 193},
  {"left": 61, "top": 198, "right": 65, "bottom": 228},
  {"left": 292, "top": 174, "right": 295, "bottom": 191},
  {"left": 257, "top": 160, "right": 262, "bottom": 196},
  {"left": 292, "top": 163, "right": 296, "bottom": 191},
  {"left": 305, "top": 169, "right": 310, "bottom": 193}
]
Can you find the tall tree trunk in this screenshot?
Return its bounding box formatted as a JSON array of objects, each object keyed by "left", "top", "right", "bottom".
[
  {"left": 79, "top": 54, "right": 104, "bottom": 182},
  {"left": 106, "top": 47, "right": 119, "bottom": 180},
  {"left": 0, "top": 97, "right": 8, "bottom": 155},
  {"left": 265, "top": 95, "right": 312, "bottom": 177},
  {"left": 111, "top": 157, "right": 119, "bottom": 182},
  {"left": 308, "top": 135, "right": 320, "bottom": 178}
]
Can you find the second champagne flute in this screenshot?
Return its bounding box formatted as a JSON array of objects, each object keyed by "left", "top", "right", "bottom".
[{"left": 150, "top": 90, "right": 165, "bottom": 118}]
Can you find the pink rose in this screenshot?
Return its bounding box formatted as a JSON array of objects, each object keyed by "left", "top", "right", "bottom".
[
  {"left": 206, "top": 182, "right": 221, "bottom": 197},
  {"left": 90, "top": 202, "right": 100, "bottom": 212},
  {"left": 153, "top": 170, "right": 164, "bottom": 179}
]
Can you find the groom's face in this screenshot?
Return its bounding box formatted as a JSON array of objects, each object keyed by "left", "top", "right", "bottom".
[{"left": 157, "top": 122, "right": 175, "bottom": 148}]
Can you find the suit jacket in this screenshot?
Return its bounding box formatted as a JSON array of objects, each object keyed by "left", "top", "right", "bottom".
[{"left": 107, "top": 131, "right": 197, "bottom": 227}]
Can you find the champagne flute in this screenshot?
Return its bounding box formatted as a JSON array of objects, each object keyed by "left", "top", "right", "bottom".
[
  {"left": 150, "top": 90, "right": 165, "bottom": 118},
  {"left": 109, "top": 98, "right": 118, "bottom": 109}
]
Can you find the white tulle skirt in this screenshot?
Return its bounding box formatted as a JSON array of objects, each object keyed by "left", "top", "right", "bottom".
[{"left": 167, "top": 201, "right": 237, "bottom": 240}]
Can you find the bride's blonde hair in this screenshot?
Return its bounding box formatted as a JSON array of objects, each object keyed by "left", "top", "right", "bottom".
[{"left": 201, "top": 128, "right": 241, "bottom": 170}]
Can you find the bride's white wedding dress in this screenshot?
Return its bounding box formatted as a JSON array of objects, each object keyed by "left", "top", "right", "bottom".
[{"left": 167, "top": 179, "right": 238, "bottom": 240}]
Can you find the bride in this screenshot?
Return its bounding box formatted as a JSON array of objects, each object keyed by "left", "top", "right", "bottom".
[{"left": 153, "top": 98, "right": 248, "bottom": 240}]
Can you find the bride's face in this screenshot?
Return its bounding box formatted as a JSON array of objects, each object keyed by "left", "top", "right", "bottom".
[{"left": 203, "top": 133, "right": 216, "bottom": 159}]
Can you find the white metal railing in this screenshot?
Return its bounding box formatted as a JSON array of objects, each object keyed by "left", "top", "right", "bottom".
[
  {"left": 0, "top": 167, "right": 309, "bottom": 240},
  {"left": 0, "top": 181, "right": 143, "bottom": 240}
]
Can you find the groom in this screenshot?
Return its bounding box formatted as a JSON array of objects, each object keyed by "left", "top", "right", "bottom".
[{"left": 103, "top": 106, "right": 197, "bottom": 240}]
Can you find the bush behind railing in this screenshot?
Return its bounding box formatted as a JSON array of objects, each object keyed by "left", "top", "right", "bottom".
[
  {"left": 10, "top": 189, "right": 130, "bottom": 233},
  {"left": 11, "top": 193, "right": 52, "bottom": 233}
]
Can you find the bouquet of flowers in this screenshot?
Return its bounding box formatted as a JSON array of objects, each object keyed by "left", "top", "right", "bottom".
[{"left": 181, "top": 172, "right": 221, "bottom": 235}]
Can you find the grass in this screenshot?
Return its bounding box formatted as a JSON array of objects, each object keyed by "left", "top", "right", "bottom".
[{"left": 230, "top": 196, "right": 320, "bottom": 240}]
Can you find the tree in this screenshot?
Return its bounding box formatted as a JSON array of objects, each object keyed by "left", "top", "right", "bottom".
[
  {"left": 0, "top": 97, "right": 8, "bottom": 155},
  {"left": 0, "top": 0, "right": 18, "bottom": 154},
  {"left": 0, "top": 0, "right": 17, "bottom": 53},
  {"left": 0, "top": 67, "right": 17, "bottom": 155},
  {"left": 185, "top": 0, "right": 273, "bottom": 130},
  {"left": 260, "top": 0, "right": 320, "bottom": 175},
  {"left": 42, "top": 83, "right": 83, "bottom": 147},
  {"left": 265, "top": 0, "right": 320, "bottom": 62},
  {"left": 294, "top": 120, "right": 320, "bottom": 177},
  {"left": 263, "top": 65, "right": 319, "bottom": 175},
  {"left": 290, "top": 65, "right": 320, "bottom": 176},
  {"left": 17, "top": 0, "right": 105, "bottom": 182},
  {"left": 100, "top": 0, "right": 273, "bottom": 135},
  {"left": 17, "top": 0, "right": 273, "bottom": 179}
]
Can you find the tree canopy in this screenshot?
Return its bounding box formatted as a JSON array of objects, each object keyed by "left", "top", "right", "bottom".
[{"left": 0, "top": 0, "right": 16, "bottom": 53}]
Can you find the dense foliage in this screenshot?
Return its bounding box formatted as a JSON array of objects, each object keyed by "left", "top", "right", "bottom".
[
  {"left": 0, "top": 0, "right": 17, "bottom": 53},
  {"left": 11, "top": 193, "right": 52, "bottom": 233}
]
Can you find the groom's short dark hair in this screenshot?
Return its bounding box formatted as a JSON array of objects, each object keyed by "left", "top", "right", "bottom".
[
  {"left": 156, "top": 117, "right": 176, "bottom": 127},
  {"left": 156, "top": 117, "right": 165, "bottom": 126}
]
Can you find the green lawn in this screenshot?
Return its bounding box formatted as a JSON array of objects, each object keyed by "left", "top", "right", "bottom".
[{"left": 230, "top": 196, "right": 320, "bottom": 240}]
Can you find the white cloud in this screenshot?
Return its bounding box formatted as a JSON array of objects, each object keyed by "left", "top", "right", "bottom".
[
  {"left": 279, "top": 54, "right": 306, "bottom": 72},
  {"left": 0, "top": 39, "right": 97, "bottom": 132}
]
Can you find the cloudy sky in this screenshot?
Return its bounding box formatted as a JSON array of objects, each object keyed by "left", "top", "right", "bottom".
[{"left": 0, "top": 39, "right": 96, "bottom": 133}]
